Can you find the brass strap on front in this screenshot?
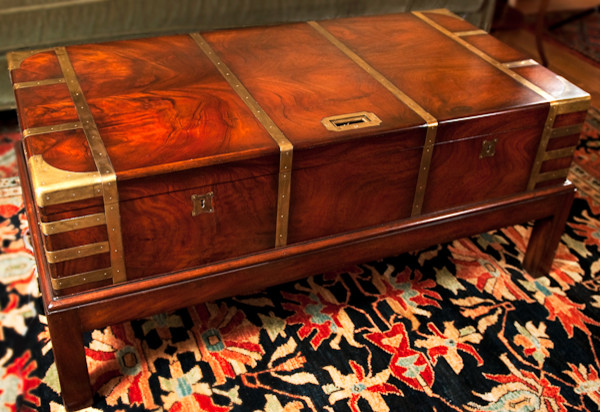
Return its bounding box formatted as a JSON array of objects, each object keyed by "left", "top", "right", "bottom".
[
  {"left": 190, "top": 33, "right": 293, "bottom": 247},
  {"left": 53, "top": 47, "right": 127, "bottom": 284},
  {"left": 308, "top": 21, "right": 438, "bottom": 217}
]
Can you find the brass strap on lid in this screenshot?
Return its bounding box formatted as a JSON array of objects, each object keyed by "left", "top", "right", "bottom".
[
  {"left": 190, "top": 33, "right": 293, "bottom": 247},
  {"left": 308, "top": 21, "right": 438, "bottom": 217}
]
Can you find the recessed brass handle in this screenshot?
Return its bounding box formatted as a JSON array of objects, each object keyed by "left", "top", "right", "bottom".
[{"left": 322, "top": 111, "right": 382, "bottom": 132}]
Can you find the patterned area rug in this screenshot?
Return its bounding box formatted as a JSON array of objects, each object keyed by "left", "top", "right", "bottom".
[
  {"left": 0, "top": 108, "right": 599, "bottom": 411},
  {"left": 547, "top": 9, "right": 600, "bottom": 65}
]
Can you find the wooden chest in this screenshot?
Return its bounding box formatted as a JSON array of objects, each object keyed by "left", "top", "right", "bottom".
[
  {"left": 10, "top": 10, "right": 589, "bottom": 296},
  {"left": 8, "top": 10, "right": 590, "bottom": 410}
]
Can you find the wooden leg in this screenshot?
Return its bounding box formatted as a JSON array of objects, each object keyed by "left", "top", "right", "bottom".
[
  {"left": 47, "top": 311, "right": 93, "bottom": 411},
  {"left": 523, "top": 186, "right": 575, "bottom": 277}
]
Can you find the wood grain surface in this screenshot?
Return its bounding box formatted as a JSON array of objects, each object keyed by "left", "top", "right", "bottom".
[{"left": 9, "top": 11, "right": 590, "bottom": 294}]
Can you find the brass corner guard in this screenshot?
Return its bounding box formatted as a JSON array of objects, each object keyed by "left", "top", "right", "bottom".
[
  {"left": 28, "top": 155, "right": 103, "bottom": 208},
  {"left": 7, "top": 48, "right": 54, "bottom": 71}
]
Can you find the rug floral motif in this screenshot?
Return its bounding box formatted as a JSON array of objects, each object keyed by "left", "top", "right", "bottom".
[{"left": 0, "top": 108, "right": 599, "bottom": 411}]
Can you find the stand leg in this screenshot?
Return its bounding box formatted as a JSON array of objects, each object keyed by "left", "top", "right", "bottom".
[
  {"left": 523, "top": 186, "right": 575, "bottom": 277},
  {"left": 47, "top": 311, "right": 93, "bottom": 411}
]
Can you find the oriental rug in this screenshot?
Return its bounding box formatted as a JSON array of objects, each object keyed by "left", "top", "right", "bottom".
[
  {"left": 0, "top": 107, "right": 599, "bottom": 411},
  {"left": 547, "top": 8, "right": 600, "bottom": 65}
]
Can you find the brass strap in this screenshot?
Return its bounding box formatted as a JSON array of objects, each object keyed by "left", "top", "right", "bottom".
[
  {"left": 46, "top": 241, "right": 109, "bottom": 263},
  {"left": 412, "top": 11, "right": 554, "bottom": 101},
  {"left": 190, "top": 33, "right": 293, "bottom": 247},
  {"left": 40, "top": 213, "right": 106, "bottom": 235},
  {"left": 503, "top": 59, "right": 539, "bottom": 69},
  {"left": 537, "top": 168, "right": 571, "bottom": 183},
  {"left": 550, "top": 124, "right": 583, "bottom": 138},
  {"left": 543, "top": 147, "right": 576, "bottom": 161},
  {"left": 527, "top": 102, "right": 559, "bottom": 190},
  {"left": 55, "top": 47, "right": 127, "bottom": 283},
  {"left": 455, "top": 30, "right": 488, "bottom": 37},
  {"left": 13, "top": 78, "right": 65, "bottom": 90},
  {"left": 23, "top": 122, "right": 81, "bottom": 137},
  {"left": 51, "top": 268, "right": 112, "bottom": 290},
  {"left": 308, "top": 21, "right": 438, "bottom": 216}
]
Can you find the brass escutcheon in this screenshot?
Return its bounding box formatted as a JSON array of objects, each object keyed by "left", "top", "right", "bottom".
[
  {"left": 192, "top": 192, "right": 214, "bottom": 216},
  {"left": 480, "top": 139, "right": 498, "bottom": 158}
]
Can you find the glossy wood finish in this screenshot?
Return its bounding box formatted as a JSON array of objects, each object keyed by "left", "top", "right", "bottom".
[
  {"left": 46, "top": 311, "right": 92, "bottom": 411},
  {"left": 18, "top": 143, "right": 577, "bottom": 410},
  {"left": 202, "top": 22, "right": 426, "bottom": 148},
  {"left": 493, "top": 28, "right": 600, "bottom": 107},
  {"left": 320, "top": 13, "right": 547, "bottom": 121},
  {"left": 11, "top": 11, "right": 591, "bottom": 409},
  {"left": 423, "top": 127, "right": 542, "bottom": 212},
  {"left": 15, "top": 35, "right": 279, "bottom": 177},
  {"left": 10, "top": 11, "right": 590, "bottom": 294}
]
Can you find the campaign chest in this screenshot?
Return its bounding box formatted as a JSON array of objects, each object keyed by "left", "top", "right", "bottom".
[
  {"left": 10, "top": 11, "right": 589, "bottom": 297},
  {"left": 8, "top": 10, "right": 590, "bottom": 410}
]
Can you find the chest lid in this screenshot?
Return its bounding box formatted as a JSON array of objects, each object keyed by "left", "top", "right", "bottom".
[{"left": 9, "top": 9, "right": 589, "bottom": 209}]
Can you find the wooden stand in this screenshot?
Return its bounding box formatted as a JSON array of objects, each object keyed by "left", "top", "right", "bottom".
[{"left": 17, "top": 144, "right": 576, "bottom": 410}]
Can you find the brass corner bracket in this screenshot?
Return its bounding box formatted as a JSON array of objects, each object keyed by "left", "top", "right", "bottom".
[{"left": 28, "top": 155, "right": 103, "bottom": 208}]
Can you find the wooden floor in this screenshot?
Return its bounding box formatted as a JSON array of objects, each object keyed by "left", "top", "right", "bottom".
[{"left": 493, "top": 27, "right": 600, "bottom": 107}]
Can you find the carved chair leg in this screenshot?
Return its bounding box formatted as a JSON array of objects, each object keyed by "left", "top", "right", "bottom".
[
  {"left": 47, "top": 311, "right": 93, "bottom": 411},
  {"left": 523, "top": 186, "right": 575, "bottom": 277}
]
